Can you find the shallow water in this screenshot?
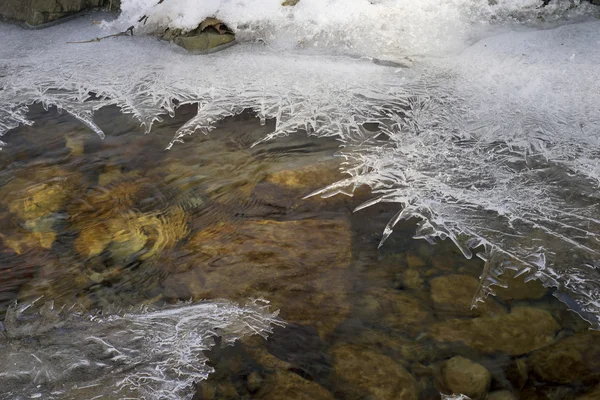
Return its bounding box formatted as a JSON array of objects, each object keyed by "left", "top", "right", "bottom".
[{"left": 1, "top": 104, "right": 599, "bottom": 399}]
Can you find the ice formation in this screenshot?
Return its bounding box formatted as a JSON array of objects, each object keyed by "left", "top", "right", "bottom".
[
  {"left": 0, "top": 1, "right": 600, "bottom": 328},
  {"left": 0, "top": 299, "right": 282, "bottom": 400}
]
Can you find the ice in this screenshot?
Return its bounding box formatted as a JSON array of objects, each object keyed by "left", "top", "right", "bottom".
[
  {"left": 108, "top": 0, "right": 596, "bottom": 56},
  {"left": 1, "top": 4, "right": 600, "bottom": 327},
  {"left": 0, "top": 298, "right": 283, "bottom": 400}
]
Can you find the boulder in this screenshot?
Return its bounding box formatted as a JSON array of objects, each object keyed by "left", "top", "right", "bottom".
[
  {"left": 0, "top": 0, "right": 104, "bottom": 26},
  {"left": 440, "top": 356, "right": 491, "bottom": 400},
  {"left": 430, "top": 307, "right": 559, "bottom": 356}
]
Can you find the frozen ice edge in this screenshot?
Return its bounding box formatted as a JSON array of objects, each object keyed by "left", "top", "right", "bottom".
[
  {"left": 0, "top": 13, "right": 600, "bottom": 329},
  {"left": 0, "top": 298, "right": 283, "bottom": 400}
]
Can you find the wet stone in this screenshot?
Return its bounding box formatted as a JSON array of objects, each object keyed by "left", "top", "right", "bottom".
[
  {"left": 527, "top": 330, "right": 600, "bottom": 385},
  {"left": 440, "top": 356, "right": 491, "bottom": 400},
  {"left": 430, "top": 274, "right": 507, "bottom": 318},
  {"left": 407, "top": 253, "right": 427, "bottom": 269},
  {"left": 162, "top": 218, "right": 352, "bottom": 337},
  {"left": 331, "top": 344, "right": 419, "bottom": 400},
  {"left": 256, "top": 369, "right": 334, "bottom": 400},
  {"left": 356, "top": 288, "right": 434, "bottom": 336},
  {"left": 488, "top": 390, "right": 517, "bottom": 400},
  {"left": 576, "top": 384, "right": 600, "bottom": 400},
  {"left": 430, "top": 306, "right": 559, "bottom": 356}
]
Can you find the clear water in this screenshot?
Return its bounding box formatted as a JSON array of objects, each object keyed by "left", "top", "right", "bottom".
[
  {"left": 1, "top": 1, "right": 600, "bottom": 398},
  {"left": 0, "top": 104, "right": 597, "bottom": 400}
]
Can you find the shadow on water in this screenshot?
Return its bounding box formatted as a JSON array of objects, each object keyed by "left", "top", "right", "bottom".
[{"left": 1, "top": 104, "right": 599, "bottom": 399}]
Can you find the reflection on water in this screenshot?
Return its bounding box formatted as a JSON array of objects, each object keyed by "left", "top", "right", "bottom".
[{"left": 1, "top": 105, "right": 599, "bottom": 399}]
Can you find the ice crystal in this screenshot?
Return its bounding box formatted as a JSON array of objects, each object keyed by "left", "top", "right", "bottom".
[
  {"left": 1, "top": 3, "right": 600, "bottom": 328},
  {"left": 0, "top": 298, "right": 282, "bottom": 400}
]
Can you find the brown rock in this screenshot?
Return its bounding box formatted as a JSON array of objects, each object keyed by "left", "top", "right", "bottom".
[
  {"left": 407, "top": 253, "right": 427, "bottom": 269},
  {"left": 357, "top": 288, "right": 434, "bottom": 335},
  {"left": 488, "top": 390, "right": 517, "bottom": 400},
  {"left": 528, "top": 331, "right": 600, "bottom": 385},
  {"left": 332, "top": 344, "right": 419, "bottom": 400},
  {"left": 265, "top": 160, "right": 343, "bottom": 192},
  {"left": 430, "top": 307, "right": 559, "bottom": 356},
  {"left": 576, "top": 384, "right": 600, "bottom": 400},
  {"left": 257, "top": 369, "right": 334, "bottom": 400},
  {"left": 430, "top": 274, "right": 507, "bottom": 317},
  {"left": 440, "top": 356, "right": 491, "bottom": 400},
  {"left": 162, "top": 218, "right": 352, "bottom": 337}
]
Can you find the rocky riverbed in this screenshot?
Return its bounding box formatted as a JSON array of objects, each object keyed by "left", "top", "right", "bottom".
[{"left": 1, "top": 104, "right": 599, "bottom": 399}]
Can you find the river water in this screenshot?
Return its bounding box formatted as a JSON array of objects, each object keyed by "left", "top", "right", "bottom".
[{"left": 1, "top": 1, "right": 600, "bottom": 399}]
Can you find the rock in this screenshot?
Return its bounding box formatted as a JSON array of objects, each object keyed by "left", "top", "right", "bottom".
[
  {"left": 440, "top": 356, "right": 491, "bottom": 400},
  {"left": 331, "top": 344, "right": 419, "bottom": 400},
  {"left": 163, "top": 19, "right": 236, "bottom": 53},
  {"left": 430, "top": 274, "right": 507, "bottom": 318},
  {"left": 493, "top": 269, "right": 548, "bottom": 301},
  {"left": 257, "top": 369, "right": 334, "bottom": 400},
  {"left": 528, "top": 330, "right": 600, "bottom": 385},
  {"left": 576, "top": 384, "right": 600, "bottom": 400},
  {"left": 487, "top": 390, "right": 517, "bottom": 400},
  {"left": 430, "top": 307, "right": 559, "bottom": 356},
  {"left": 265, "top": 160, "right": 343, "bottom": 193},
  {"left": 0, "top": 0, "right": 104, "bottom": 26},
  {"left": 2, "top": 166, "right": 81, "bottom": 221},
  {"left": 247, "top": 371, "right": 263, "bottom": 393},
  {"left": 240, "top": 339, "right": 333, "bottom": 400},
  {"left": 162, "top": 218, "right": 352, "bottom": 337},
  {"left": 407, "top": 253, "right": 427, "bottom": 268},
  {"left": 173, "top": 31, "right": 236, "bottom": 53},
  {"left": 357, "top": 288, "right": 434, "bottom": 335},
  {"left": 402, "top": 268, "right": 425, "bottom": 290},
  {"left": 282, "top": 0, "right": 300, "bottom": 6}
]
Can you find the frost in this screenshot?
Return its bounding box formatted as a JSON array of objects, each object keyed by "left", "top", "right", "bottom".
[
  {"left": 0, "top": 298, "right": 283, "bottom": 400},
  {"left": 1, "top": 6, "right": 600, "bottom": 327}
]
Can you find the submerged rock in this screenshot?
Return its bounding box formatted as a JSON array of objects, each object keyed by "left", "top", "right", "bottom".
[
  {"left": 357, "top": 288, "right": 434, "bottom": 335},
  {"left": 527, "top": 330, "right": 600, "bottom": 385},
  {"left": 430, "top": 274, "right": 507, "bottom": 318},
  {"left": 256, "top": 369, "right": 334, "bottom": 400},
  {"left": 331, "top": 344, "right": 419, "bottom": 400},
  {"left": 430, "top": 307, "right": 559, "bottom": 356},
  {"left": 440, "top": 356, "right": 491, "bottom": 400},
  {"left": 0, "top": 0, "right": 104, "bottom": 26},
  {"left": 487, "top": 390, "right": 517, "bottom": 400},
  {"left": 162, "top": 218, "right": 352, "bottom": 337}
]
